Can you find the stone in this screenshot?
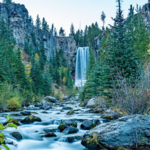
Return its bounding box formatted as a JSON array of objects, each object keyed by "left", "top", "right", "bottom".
[
  {"left": 41, "top": 132, "right": 56, "bottom": 137},
  {"left": 63, "top": 126, "right": 79, "bottom": 134},
  {"left": 3, "top": 119, "right": 20, "bottom": 126},
  {"left": 11, "top": 132, "right": 22, "bottom": 141},
  {"left": 21, "top": 115, "right": 41, "bottom": 124},
  {"left": 20, "top": 111, "right": 31, "bottom": 116},
  {"left": 86, "top": 98, "right": 96, "bottom": 108},
  {"left": 101, "top": 110, "right": 123, "bottom": 120},
  {"left": 44, "top": 128, "right": 60, "bottom": 133},
  {"left": 43, "top": 96, "right": 58, "bottom": 103},
  {"left": 81, "top": 120, "right": 96, "bottom": 130},
  {"left": 58, "top": 124, "right": 67, "bottom": 132},
  {"left": 82, "top": 115, "right": 150, "bottom": 150},
  {"left": 63, "top": 107, "right": 73, "bottom": 110},
  {"left": 63, "top": 96, "right": 69, "bottom": 100},
  {"left": 67, "top": 110, "right": 74, "bottom": 115},
  {"left": 59, "top": 136, "right": 82, "bottom": 143}
]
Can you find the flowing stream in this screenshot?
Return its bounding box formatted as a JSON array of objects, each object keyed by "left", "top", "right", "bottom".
[
  {"left": 0, "top": 99, "right": 101, "bottom": 150},
  {"left": 75, "top": 47, "right": 89, "bottom": 87}
]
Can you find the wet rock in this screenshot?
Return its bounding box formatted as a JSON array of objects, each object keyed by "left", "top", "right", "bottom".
[
  {"left": 11, "top": 113, "right": 22, "bottom": 116},
  {"left": 82, "top": 115, "right": 150, "bottom": 150},
  {"left": 59, "top": 136, "right": 82, "bottom": 142},
  {"left": 3, "top": 119, "right": 20, "bottom": 126},
  {"left": 41, "top": 100, "right": 53, "bottom": 110},
  {"left": 67, "top": 110, "right": 74, "bottom": 115},
  {"left": 21, "top": 115, "right": 41, "bottom": 124},
  {"left": 35, "top": 103, "right": 42, "bottom": 107},
  {"left": 41, "top": 111, "right": 48, "bottom": 114},
  {"left": 41, "top": 132, "right": 56, "bottom": 137},
  {"left": 43, "top": 96, "right": 58, "bottom": 103},
  {"left": 58, "top": 124, "right": 67, "bottom": 132},
  {"left": 11, "top": 132, "right": 22, "bottom": 141},
  {"left": 81, "top": 120, "right": 96, "bottom": 130},
  {"left": 44, "top": 128, "right": 60, "bottom": 133},
  {"left": 63, "top": 126, "right": 79, "bottom": 134},
  {"left": 63, "top": 107, "right": 73, "bottom": 110},
  {"left": 20, "top": 111, "right": 31, "bottom": 116},
  {"left": 31, "top": 112, "right": 38, "bottom": 114}
]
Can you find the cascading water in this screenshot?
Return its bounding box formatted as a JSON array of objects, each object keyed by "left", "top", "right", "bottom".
[{"left": 75, "top": 47, "right": 89, "bottom": 87}]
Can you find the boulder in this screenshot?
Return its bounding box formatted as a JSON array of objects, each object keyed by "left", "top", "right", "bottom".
[
  {"left": 101, "top": 109, "right": 123, "bottom": 120},
  {"left": 11, "top": 132, "right": 22, "bottom": 141},
  {"left": 41, "top": 100, "right": 53, "bottom": 110},
  {"left": 3, "top": 119, "right": 20, "bottom": 126},
  {"left": 63, "top": 96, "right": 69, "bottom": 100},
  {"left": 44, "top": 128, "right": 60, "bottom": 133},
  {"left": 58, "top": 124, "right": 67, "bottom": 132},
  {"left": 63, "top": 126, "right": 79, "bottom": 134},
  {"left": 86, "top": 98, "right": 96, "bottom": 108},
  {"left": 82, "top": 115, "right": 150, "bottom": 150},
  {"left": 20, "top": 111, "right": 31, "bottom": 116},
  {"left": 67, "top": 110, "right": 75, "bottom": 115},
  {"left": 63, "top": 107, "right": 73, "bottom": 110},
  {"left": 43, "top": 96, "right": 58, "bottom": 103},
  {"left": 21, "top": 115, "right": 41, "bottom": 124},
  {"left": 58, "top": 120, "right": 77, "bottom": 132},
  {"left": 81, "top": 120, "right": 96, "bottom": 130},
  {"left": 41, "top": 132, "right": 56, "bottom": 137},
  {"left": 59, "top": 136, "right": 82, "bottom": 142}
]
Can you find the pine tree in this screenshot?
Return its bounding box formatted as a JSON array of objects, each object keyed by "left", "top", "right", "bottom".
[
  {"left": 70, "top": 23, "right": 75, "bottom": 36},
  {"left": 101, "top": 11, "right": 106, "bottom": 30},
  {"left": 103, "top": 0, "right": 139, "bottom": 97},
  {"left": 59, "top": 27, "right": 65, "bottom": 37},
  {"left": 42, "top": 17, "right": 49, "bottom": 32},
  {"left": 36, "top": 15, "right": 41, "bottom": 30}
]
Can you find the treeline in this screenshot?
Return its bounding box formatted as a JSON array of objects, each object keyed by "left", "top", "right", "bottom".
[{"left": 80, "top": 1, "right": 150, "bottom": 114}]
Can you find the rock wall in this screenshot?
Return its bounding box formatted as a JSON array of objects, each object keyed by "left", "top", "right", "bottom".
[
  {"left": 53, "top": 36, "right": 77, "bottom": 74},
  {"left": 0, "top": 2, "right": 77, "bottom": 72}
]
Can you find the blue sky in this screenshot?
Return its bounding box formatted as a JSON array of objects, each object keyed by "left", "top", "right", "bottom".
[{"left": 0, "top": 0, "right": 148, "bottom": 35}]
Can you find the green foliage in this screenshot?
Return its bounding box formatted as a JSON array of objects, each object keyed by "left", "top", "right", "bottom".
[{"left": 0, "top": 115, "right": 17, "bottom": 150}]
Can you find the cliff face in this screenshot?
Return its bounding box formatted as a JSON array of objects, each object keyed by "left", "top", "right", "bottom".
[
  {"left": 0, "top": 2, "right": 77, "bottom": 72},
  {"left": 53, "top": 36, "right": 77, "bottom": 74}
]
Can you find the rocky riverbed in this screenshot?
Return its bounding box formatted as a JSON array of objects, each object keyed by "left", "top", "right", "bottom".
[{"left": 1, "top": 97, "right": 150, "bottom": 150}]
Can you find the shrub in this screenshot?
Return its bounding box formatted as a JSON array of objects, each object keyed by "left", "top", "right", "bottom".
[
  {"left": 0, "top": 115, "right": 17, "bottom": 150},
  {"left": 55, "top": 84, "right": 59, "bottom": 89},
  {"left": 112, "top": 71, "right": 150, "bottom": 115},
  {"left": 7, "top": 97, "right": 21, "bottom": 111},
  {"left": 54, "top": 90, "right": 62, "bottom": 100}
]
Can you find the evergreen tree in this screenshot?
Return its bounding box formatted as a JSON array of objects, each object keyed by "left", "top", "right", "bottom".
[
  {"left": 104, "top": 0, "right": 139, "bottom": 96},
  {"left": 59, "top": 27, "right": 65, "bottom": 37},
  {"left": 70, "top": 23, "right": 75, "bottom": 36},
  {"left": 101, "top": 11, "right": 106, "bottom": 30},
  {"left": 36, "top": 15, "right": 41, "bottom": 30},
  {"left": 42, "top": 17, "right": 49, "bottom": 32}
]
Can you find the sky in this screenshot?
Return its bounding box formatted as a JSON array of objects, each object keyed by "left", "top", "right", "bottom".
[{"left": 0, "top": 0, "right": 148, "bottom": 35}]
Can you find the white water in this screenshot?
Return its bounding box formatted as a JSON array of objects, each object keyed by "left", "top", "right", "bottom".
[{"left": 75, "top": 47, "right": 89, "bottom": 87}]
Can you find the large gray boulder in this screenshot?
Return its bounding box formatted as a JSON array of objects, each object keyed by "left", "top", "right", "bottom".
[
  {"left": 43, "top": 96, "right": 58, "bottom": 103},
  {"left": 81, "top": 115, "right": 150, "bottom": 150},
  {"left": 86, "top": 98, "right": 96, "bottom": 108}
]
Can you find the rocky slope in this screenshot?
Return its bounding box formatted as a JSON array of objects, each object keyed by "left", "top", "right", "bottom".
[{"left": 0, "top": 2, "right": 77, "bottom": 72}]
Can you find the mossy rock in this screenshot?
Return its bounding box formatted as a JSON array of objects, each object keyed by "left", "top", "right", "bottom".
[
  {"left": 101, "top": 114, "right": 114, "bottom": 120},
  {"left": 67, "top": 110, "right": 75, "bottom": 115},
  {"left": 71, "top": 122, "right": 77, "bottom": 127},
  {"left": 3, "top": 119, "right": 20, "bottom": 126},
  {"left": 58, "top": 124, "right": 67, "bottom": 132},
  {"left": 21, "top": 115, "right": 41, "bottom": 124}
]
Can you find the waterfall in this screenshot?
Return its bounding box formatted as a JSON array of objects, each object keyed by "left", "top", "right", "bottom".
[{"left": 75, "top": 47, "right": 89, "bottom": 87}]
